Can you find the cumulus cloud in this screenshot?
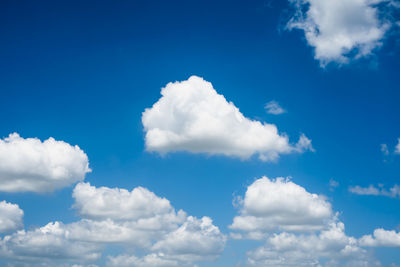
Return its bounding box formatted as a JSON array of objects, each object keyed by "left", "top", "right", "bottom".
[
  {"left": 0, "top": 133, "right": 91, "bottom": 193},
  {"left": 287, "top": 0, "right": 396, "bottom": 66},
  {"left": 0, "top": 201, "right": 23, "bottom": 233},
  {"left": 247, "top": 222, "right": 378, "bottom": 267},
  {"left": 142, "top": 76, "right": 313, "bottom": 161},
  {"left": 264, "top": 100, "right": 286, "bottom": 115},
  {"left": 349, "top": 184, "right": 400, "bottom": 198},
  {"left": 360, "top": 228, "right": 400, "bottom": 247},
  {"left": 230, "top": 177, "right": 333, "bottom": 235},
  {"left": 0, "top": 183, "right": 225, "bottom": 266}
]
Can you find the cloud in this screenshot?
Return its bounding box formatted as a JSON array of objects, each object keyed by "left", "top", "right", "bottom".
[
  {"left": 230, "top": 177, "right": 333, "bottom": 234},
  {"left": 381, "top": 144, "right": 389, "bottom": 156},
  {"left": 395, "top": 138, "right": 400, "bottom": 154},
  {"left": 349, "top": 184, "right": 400, "bottom": 198},
  {"left": 0, "top": 133, "right": 91, "bottom": 193},
  {"left": 329, "top": 178, "right": 340, "bottom": 191},
  {"left": 287, "top": 0, "right": 396, "bottom": 66},
  {"left": 142, "top": 76, "right": 313, "bottom": 161},
  {"left": 360, "top": 228, "right": 400, "bottom": 247},
  {"left": 264, "top": 100, "right": 286, "bottom": 115},
  {"left": 247, "top": 222, "right": 378, "bottom": 267},
  {"left": 0, "top": 182, "right": 225, "bottom": 266},
  {"left": 0, "top": 201, "right": 23, "bottom": 233}
]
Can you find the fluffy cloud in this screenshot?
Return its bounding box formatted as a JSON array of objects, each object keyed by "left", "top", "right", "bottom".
[
  {"left": 0, "top": 201, "right": 23, "bottom": 233},
  {"left": 142, "top": 76, "right": 313, "bottom": 161},
  {"left": 0, "top": 183, "right": 225, "bottom": 266},
  {"left": 349, "top": 184, "right": 400, "bottom": 198},
  {"left": 264, "top": 100, "right": 286, "bottom": 115},
  {"left": 360, "top": 228, "right": 400, "bottom": 247},
  {"left": 230, "top": 177, "right": 333, "bottom": 235},
  {"left": 247, "top": 222, "right": 378, "bottom": 267},
  {"left": 0, "top": 133, "right": 91, "bottom": 193},
  {"left": 287, "top": 0, "right": 395, "bottom": 66}
]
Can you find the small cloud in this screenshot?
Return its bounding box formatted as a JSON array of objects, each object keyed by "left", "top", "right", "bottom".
[
  {"left": 381, "top": 144, "right": 389, "bottom": 156},
  {"left": 395, "top": 138, "right": 400, "bottom": 154},
  {"left": 264, "top": 100, "right": 286, "bottom": 115},
  {"left": 329, "top": 178, "right": 339, "bottom": 191},
  {"left": 349, "top": 184, "right": 400, "bottom": 198}
]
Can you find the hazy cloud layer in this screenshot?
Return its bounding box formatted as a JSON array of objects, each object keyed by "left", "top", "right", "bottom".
[{"left": 142, "top": 76, "right": 313, "bottom": 161}]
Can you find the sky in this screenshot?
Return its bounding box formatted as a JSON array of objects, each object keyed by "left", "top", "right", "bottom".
[{"left": 0, "top": 0, "right": 400, "bottom": 266}]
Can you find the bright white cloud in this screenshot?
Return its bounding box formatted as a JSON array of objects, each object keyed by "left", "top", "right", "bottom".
[
  {"left": 349, "top": 184, "right": 400, "bottom": 198},
  {"left": 0, "top": 201, "right": 23, "bottom": 233},
  {"left": 0, "top": 133, "right": 91, "bottom": 193},
  {"left": 230, "top": 177, "right": 332, "bottom": 234},
  {"left": 360, "top": 228, "right": 400, "bottom": 247},
  {"left": 142, "top": 76, "right": 313, "bottom": 161},
  {"left": 264, "top": 100, "right": 286, "bottom": 115},
  {"left": 287, "top": 0, "right": 394, "bottom": 66},
  {"left": 0, "top": 183, "right": 225, "bottom": 266},
  {"left": 247, "top": 222, "right": 378, "bottom": 267}
]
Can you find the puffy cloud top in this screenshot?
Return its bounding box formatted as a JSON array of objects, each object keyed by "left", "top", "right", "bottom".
[
  {"left": 142, "top": 76, "right": 312, "bottom": 161},
  {"left": 73, "top": 182, "right": 173, "bottom": 221},
  {"left": 360, "top": 228, "right": 400, "bottom": 247},
  {"left": 0, "top": 201, "right": 23, "bottom": 233},
  {"left": 230, "top": 177, "right": 332, "bottom": 233},
  {"left": 0, "top": 133, "right": 91, "bottom": 193},
  {"left": 287, "top": 0, "right": 393, "bottom": 65}
]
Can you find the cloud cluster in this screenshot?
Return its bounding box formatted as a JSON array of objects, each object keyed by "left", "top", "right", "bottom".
[
  {"left": 0, "top": 201, "right": 23, "bottom": 233},
  {"left": 287, "top": 0, "right": 396, "bottom": 66},
  {"left": 230, "top": 176, "right": 387, "bottom": 266},
  {"left": 360, "top": 228, "right": 400, "bottom": 247},
  {"left": 142, "top": 76, "right": 313, "bottom": 161},
  {"left": 0, "top": 183, "right": 225, "bottom": 266},
  {"left": 0, "top": 133, "right": 91, "bottom": 193},
  {"left": 349, "top": 184, "right": 400, "bottom": 198},
  {"left": 230, "top": 177, "right": 333, "bottom": 235}
]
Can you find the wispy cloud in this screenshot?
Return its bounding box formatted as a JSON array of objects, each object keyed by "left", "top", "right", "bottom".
[
  {"left": 264, "top": 100, "right": 286, "bottom": 115},
  {"left": 349, "top": 184, "right": 400, "bottom": 198}
]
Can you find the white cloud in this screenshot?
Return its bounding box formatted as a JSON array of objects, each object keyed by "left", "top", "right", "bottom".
[
  {"left": 329, "top": 178, "right": 340, "bottom": 191},
  {"left": 395, "top": 138, "right": 400, "bottom": 154},
  {"left": 0, "top": 201, "right": 23, "bottom": 233},
  {"left": 360, "top": 228, "right": 400, "bottom": 247},
  {"left": 349, "top": 184, "right": 400, "bottom": 198},
  {"left": 230, "top": 177, "right": 333, "bottom": 234},
  {"left": 247, "top": 222, "right": 378, "bottom": 267},
  {"left": 264, "top": 100, "right": 286, "bottom": 115},
  {"left": 142, "top": 76, "right": 313, "bottom": 161},
  {"left": 287, "top": 0, "right": 394, "bottom": 66},
  {"left": 0, "top": 183, "right": 225, "bottom": 266},
  {"left": 381, "top": 144, "right": 389, "bottom": 155},
  {"left": 0, "top": 133, "right": 91, "bottom": 193},
  {"left": 107, "top": 254, "right": 182, "bottom": 267}
]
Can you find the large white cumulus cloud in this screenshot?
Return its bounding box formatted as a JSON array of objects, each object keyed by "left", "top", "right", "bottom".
[
  {"left": 0, "top": 182, "right": 226, "bottom": 266},
  {"left": 0, "top": 133, "right": 91, "bottom": 193},
  {"left": 142, "top": 76, "right": 313, "bottom": 161},
  {"left": 0, "top": 201, "right": 23, "bottom": 233},
  {"left": 230, "top": 177, "right": 332, "bottom": 235},
  {"left": 287, "top": 0, "right": 395, "bottom": 66}
]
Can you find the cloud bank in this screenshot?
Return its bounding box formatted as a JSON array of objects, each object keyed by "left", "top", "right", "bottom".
[
  {"left": 0, "top": 133, "right": 91, "bottom": 193},
  {"left": 142, "top": 76, "right": 313, "bottom": 161}
]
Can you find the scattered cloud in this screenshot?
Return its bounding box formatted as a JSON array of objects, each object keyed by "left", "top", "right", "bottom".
[
  {"left": 0, "top": 133, "right": 91, "bottom": 193},
  {"left": 142, "top": 76, "right": 313, "bottom": 161},
  {"left": 0, "top": 201, "right": 23, "bottom": 233},
  {"left": 230, "top": 177, "right": 333, "bottom": 234},
  {"left": 349, "top": 184, "right": 400, "bottom": 198},
  {"left": 329, "top": 178, "right": 340, "bottom": 191},
  {"left": 264, "top": 100, "right": 286, "bottom": 115},
  {"left": 395, "top": 138, "right": 400, "bottom": 154},
  {"left": 381, "top": 143, "right": 390, "bottom": 156},
  {"left": 360, "top": 228, "right": 400, "bottom": 247},
  {"left": 0, "top": 182, "right": 225, "bottom": 266},
  {"left": 287, "top": 0, "right": 398, "bottom": 66}
]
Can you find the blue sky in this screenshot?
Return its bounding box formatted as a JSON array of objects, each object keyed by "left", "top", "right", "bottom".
[{"left": 1, "top": 0, "right": 400, "bottom": 266}]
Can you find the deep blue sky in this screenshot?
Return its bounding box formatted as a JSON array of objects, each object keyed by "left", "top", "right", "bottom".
[{"left": 1, "top": 0, "right": 400, "bottom": 266}]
